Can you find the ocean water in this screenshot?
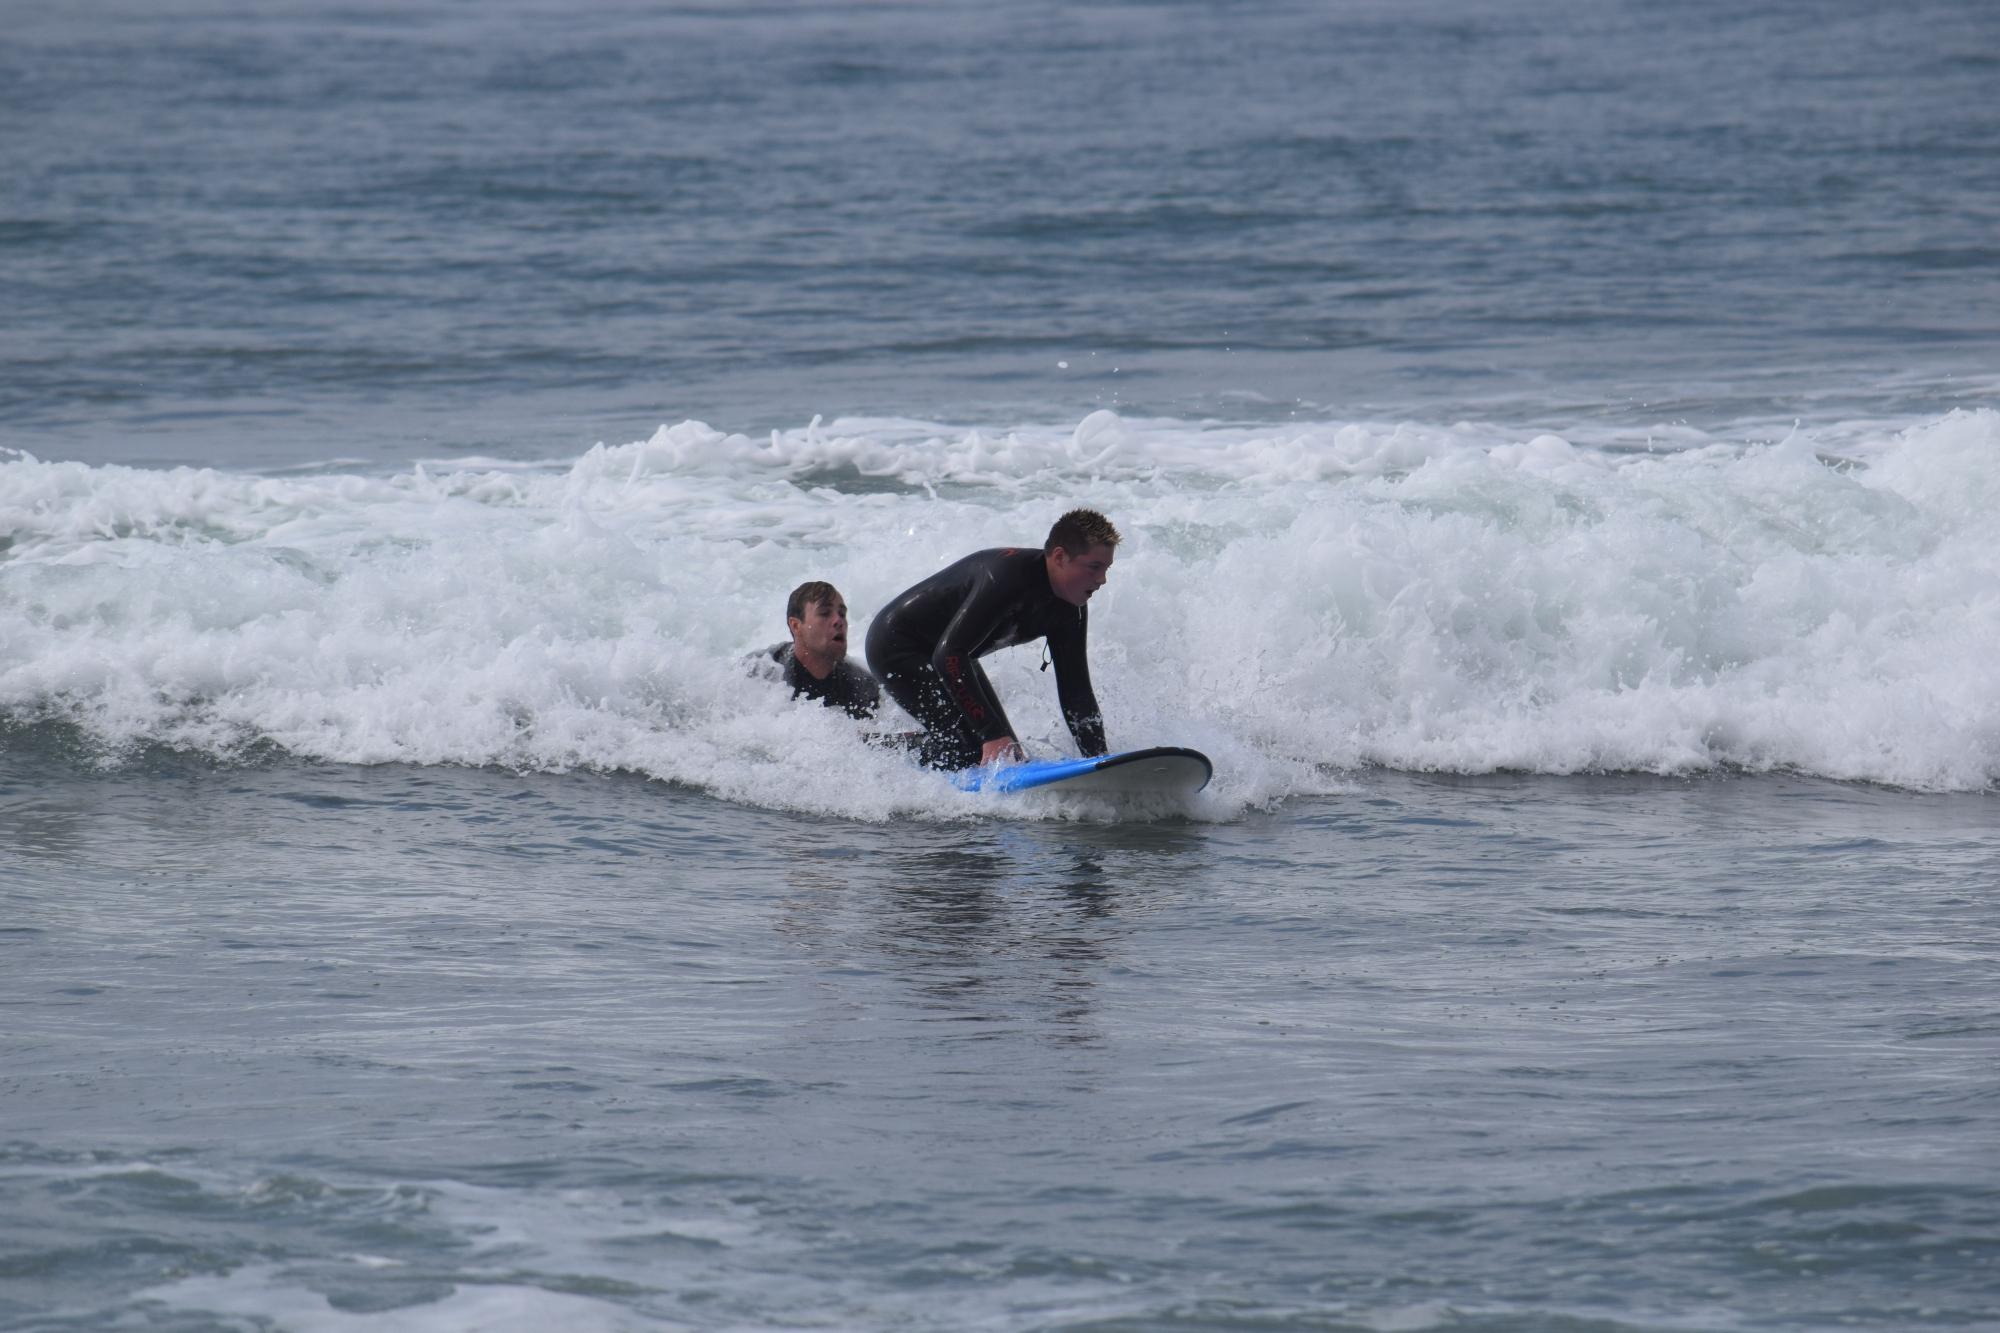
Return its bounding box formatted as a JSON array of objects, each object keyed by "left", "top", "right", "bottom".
[{"left": 4, "top": 1, "right": 1999, "bottom": 1330}]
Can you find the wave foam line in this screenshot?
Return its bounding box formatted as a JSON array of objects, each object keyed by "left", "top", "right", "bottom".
[{"left": 4, "top": 409, "right": 1997, "bottom": 800}]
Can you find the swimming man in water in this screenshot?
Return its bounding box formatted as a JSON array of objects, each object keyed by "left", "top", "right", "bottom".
[{"left": 753, "top": 580, "right": 881, "bottom": 720}]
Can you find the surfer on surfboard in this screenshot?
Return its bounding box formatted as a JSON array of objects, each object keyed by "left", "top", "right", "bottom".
[{"left": 865, "top": 509, "right": 1117, "bottom": 771}]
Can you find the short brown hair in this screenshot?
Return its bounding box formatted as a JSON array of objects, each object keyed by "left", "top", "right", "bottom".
[
  {"left": 1044, "top": 509, "right": 1120, "bottom": 557},
  {"left": 786, "top": 580, "right": 840, "bottom": 622}
]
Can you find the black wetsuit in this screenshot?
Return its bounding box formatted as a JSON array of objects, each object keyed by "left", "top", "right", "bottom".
[
  {"left": 864, "top": 547, "right": 1106, "bottom": 770},
  {"left": 756, "top": 643, "right": 881, "bottom": 720}
]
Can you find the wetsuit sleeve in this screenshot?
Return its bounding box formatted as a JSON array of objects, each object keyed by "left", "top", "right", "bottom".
[
  {"left": 1048, "top": 607, "right": 1107, "bottom": 757},
  {"left": 930, "top": 576, "right": 1020, "bottom": 744}
]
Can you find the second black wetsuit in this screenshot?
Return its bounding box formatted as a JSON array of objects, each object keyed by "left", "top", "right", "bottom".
[{"left": 864, "top": 547, "right": 1106, "bottom": 770}]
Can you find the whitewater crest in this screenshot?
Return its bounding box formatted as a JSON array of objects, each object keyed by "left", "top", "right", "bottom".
[
  {"left": 2, "top": 409, "right": 1996, "bottom": 803},
  {"left": 552, "top": 411, "right": 1509, "bottom": 492}
]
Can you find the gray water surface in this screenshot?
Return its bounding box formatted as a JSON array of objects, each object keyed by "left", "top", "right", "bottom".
[
  {"left": 6, "top": 747, "right": 1995, "bottom": 1330},
  {"left": 7, "top": 0, "right": 1998, "bottom": 467}
]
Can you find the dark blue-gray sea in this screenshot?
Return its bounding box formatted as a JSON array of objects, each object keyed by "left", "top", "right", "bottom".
[{"left": 3, "top": 2, "right": 1997, "bottom": 1329}]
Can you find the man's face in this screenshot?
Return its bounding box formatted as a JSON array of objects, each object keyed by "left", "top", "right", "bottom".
[
  {"left": 1048, "top": 543, "right": 1115, "bottom": 608},
  {"left": 789, "top": 595, "right": 849, "bottom": 659}
]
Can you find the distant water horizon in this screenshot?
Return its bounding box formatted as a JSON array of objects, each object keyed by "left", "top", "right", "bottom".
[{"left": 6, "top": 0, "right": 1997, "bottom": 470}]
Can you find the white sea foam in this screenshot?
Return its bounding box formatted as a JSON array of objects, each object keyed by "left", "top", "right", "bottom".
[{"left": 3, "top": 408, "right": 1996, "bottom": 807}]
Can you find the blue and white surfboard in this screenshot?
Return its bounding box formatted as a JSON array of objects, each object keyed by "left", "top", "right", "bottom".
[{"left": 954, "top": 746, "right": 1212, "bottom": 796}]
